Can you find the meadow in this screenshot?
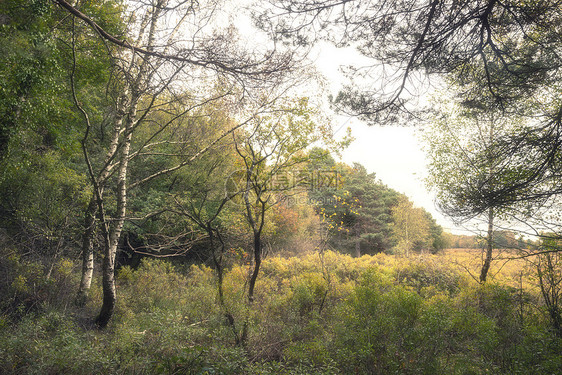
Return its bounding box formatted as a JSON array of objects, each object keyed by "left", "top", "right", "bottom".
[{"left": 1, "top": 249, "right": 560, "bottom": 374}]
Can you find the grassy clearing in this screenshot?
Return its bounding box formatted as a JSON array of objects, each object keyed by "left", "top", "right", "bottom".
[
  {"left": 441, "top": 248, "right": 537, "bottom": 289},
  {"left": 0, "top": 250, "right": 560, "bottom": 374}
]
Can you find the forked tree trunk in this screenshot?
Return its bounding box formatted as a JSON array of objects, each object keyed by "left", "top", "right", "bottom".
[
  {"left": 93, "top": 0, "right": 160, "bottom": 327},
  {"left": 95, "top": 105, "right": 134, "bottom": 328}
]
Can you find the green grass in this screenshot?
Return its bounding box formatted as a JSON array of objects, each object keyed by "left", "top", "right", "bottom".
[{"left": 0, "top": 250, "right": 560, "bottom": 374}]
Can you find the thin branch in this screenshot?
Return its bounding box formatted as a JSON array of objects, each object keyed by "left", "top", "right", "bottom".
[{"left": 51, "top": 0, "right": 295, "bottom": 78}]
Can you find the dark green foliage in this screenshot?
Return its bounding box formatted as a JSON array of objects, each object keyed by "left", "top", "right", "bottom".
[
  {"left": 0, "top": 248, "right": 78, "bottom": 321},
  {"left": 344, "top": 163, "right": 401, "bottom": 254},
  {"left": 308, "top": 149, "right": 445, "bottom": 255},
  {"left": 0, "top": 0, "right": 117, "bottom": 161},
  {"left": 308, "top": 149, "right": 402, "bottom": 255},
  {"left": 0, "top": 0, "right": 120, "bottom": 267},
  {"left": 0, "top": 0, "right": 57, "bottom": 156},
  {"left": 0, "top": 151, "right": 89, "bottom": 259}
]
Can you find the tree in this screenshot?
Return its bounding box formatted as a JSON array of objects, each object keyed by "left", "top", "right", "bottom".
[
  {"left": 58, "top": 0, "right": 304, "bottom": 327},
  {"left": 77, "top": 0, "right": 187, "bottom": 327},
  {"left": 232, "top": 98, "right": 337, "bottom": 303},
  {"left": 391, "top": 196, "right": 430, "bottom": 257},
  {"left": 169, "top": 174, "right": 243, "bottom": 344},
  {"left": 345, "top": 164, "right": 402, "bottom": 256},
  {"left": 423, "top": 102, "right": 523, "bottom": 282},
  {"left": 130, "top": 103, "right": 248, "bottom": 343},
  {"left": 262, "top": 1, "right": 562, "bottom": 124},
  {"left": 217, "top": 97, "right": 342, "bottom": 345},
  {"left": 307, "top": 150, "right": 435, "bottom": 256}
]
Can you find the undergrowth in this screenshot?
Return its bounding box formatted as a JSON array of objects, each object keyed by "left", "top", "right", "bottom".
[{"left": 0, "top": 251, "right": 560, "bottom": 374}]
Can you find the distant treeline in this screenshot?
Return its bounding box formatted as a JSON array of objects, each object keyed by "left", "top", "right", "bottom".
[{"left": 443, "top": 231, "right": 536, "bottom": 250}]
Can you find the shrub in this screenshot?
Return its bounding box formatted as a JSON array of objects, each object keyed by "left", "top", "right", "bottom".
[
  {"left": 331, "top": 270, "right": 428, "bottom": 374},
  {"left": 2, "top": 250, "right": 562, "bottom": 374},
  {"left": 394, "top": 259, "right": 464, "bottom": 296},
  {"left": 0, "top": 248, "right": 79, "bottom": 321},
  {"left": 0, "top": 310, "right": 107, "bottom": 375}
]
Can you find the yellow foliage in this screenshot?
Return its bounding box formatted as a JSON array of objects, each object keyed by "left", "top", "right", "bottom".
[{"left": 11, "top": 275, "right": 28, "bottom": 293}]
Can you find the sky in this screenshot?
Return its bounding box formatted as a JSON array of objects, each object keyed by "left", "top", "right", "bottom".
[
  {"left": 232, "top": 14, "right": 477, "bottom": 235},
  {"left": 338, "top": 120, "right": 469, "bottom": 235},
  {"left": 312, "top": 43, "right": 475, "bottom": 235}
]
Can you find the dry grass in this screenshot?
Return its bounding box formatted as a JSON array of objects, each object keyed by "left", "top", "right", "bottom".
[
  {"left": 267, "top": 248, "right": 538, "bottom": 291},
  {"left": 438, "top": 248, "right": 537, "bottom": 290}
]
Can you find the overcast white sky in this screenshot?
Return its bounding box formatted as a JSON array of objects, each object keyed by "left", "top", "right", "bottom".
[
  {"left": 313, "top": 43, "right": 475, "bottom": 235},
  {"left": 232, "top": 15, "right": 476, "bottom": 235}
]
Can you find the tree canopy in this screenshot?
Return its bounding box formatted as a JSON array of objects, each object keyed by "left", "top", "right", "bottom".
[{"left": 261, "top": 0, "right": 562, "bottom": 121}]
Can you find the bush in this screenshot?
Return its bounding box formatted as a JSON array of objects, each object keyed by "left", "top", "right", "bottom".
[
  {"left": 330, "top": 270, "right": 438, "bottom": 374},
  {"left": 0, "top": 310, "right": 107, "bottom": 375},
  {"left": 0, "top": 248, "right": 79, "bottom": 321},
  {"left": 394, "top": 259, "right": 464, "bottom": 296}
]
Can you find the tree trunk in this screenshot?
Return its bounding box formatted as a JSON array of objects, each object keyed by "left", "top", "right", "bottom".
[
  {"left": 480, "top": 208, "right": 494, "bottom": 283},
  {"left": 354, "top": 237, "right": 361, "bottom": 257},
  {"left": 405, "top": 220, "right": 410, "bottom": 258},
  {"left": 76, "top": 196, "right": 96, "bottom": 306},
  {"left": 95, "top": 245, "right": 116, "bottom": 327},
  {"left": 241, "top": 229, "right": 262, "bottom": 346},
  {"left": 248, "top": 231, "right": 262, "bottom": 303},
  {"left": 95, "top": 106, "right": 134, "bottom": 327},
  {"left": 93, "top": 0, "right": 160, "bottom": 326}
]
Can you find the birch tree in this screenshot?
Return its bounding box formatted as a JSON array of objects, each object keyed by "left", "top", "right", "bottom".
[
  {"left": 391, "top": 196, "right": 429, "bottom": 257},
  {"left": 61, "top": 0, "right": 302, "bottom": 327}
]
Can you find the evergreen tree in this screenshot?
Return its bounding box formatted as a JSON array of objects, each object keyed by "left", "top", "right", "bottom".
[{"left": 308, "top": 149, "right": 401, "bottom": 255}]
